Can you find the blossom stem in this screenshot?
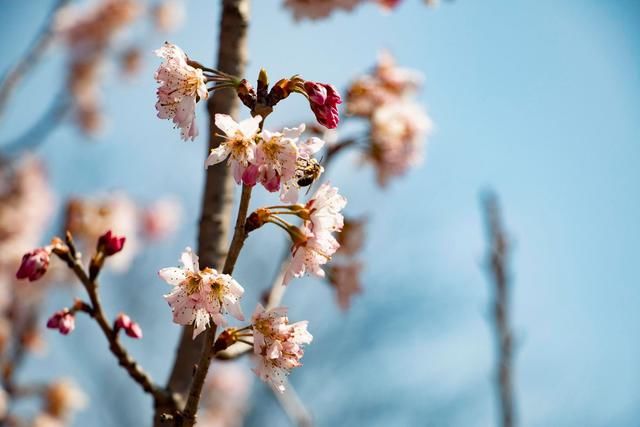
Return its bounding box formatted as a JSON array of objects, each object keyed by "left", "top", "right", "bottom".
[
  {"left": 57, "top": 250, "right": 176, "bottom": 410},
  {"left": 180, "top": 184, "right": 254, "bottom": 426}
]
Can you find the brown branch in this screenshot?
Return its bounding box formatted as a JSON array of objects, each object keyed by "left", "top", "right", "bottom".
[
  {"left": 0, "top": 0, "right": 71, "bottom": 119},
  {"left": 60, "top": 251, "right": 176, "bottom": 410},
  {"left": 156, "top": 2, "right": 251, "bottom": 423},
  {"left": 179, "top": 185, "right": 253, "bottom": 427},
  {"left": 481, "top": 192, "right": 516, "bottom": 427}
]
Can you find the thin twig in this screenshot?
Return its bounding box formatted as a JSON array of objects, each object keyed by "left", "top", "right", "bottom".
[
  {"left": 274, "top": 379, "right": 314, "bottom": 427},
  {"left": 481, "top": 191, "right": 516, "bottom": 427},
  {"left": 0, "top": 0, "right": 71, "bottom": 119},
  {"left": 179, "top": 184, "right": 253, "bottom": 427},
  {"left": 61, "top": 252, "right": 176, "bottom": 410}
]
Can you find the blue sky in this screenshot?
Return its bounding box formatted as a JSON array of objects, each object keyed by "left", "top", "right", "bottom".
[{"left": 1, "top": 0, "right": 640, "bottom": 426}]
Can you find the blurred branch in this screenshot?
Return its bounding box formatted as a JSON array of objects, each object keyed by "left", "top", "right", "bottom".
[
  {"left": 0, "top": 93, "right": 69, "bottom": 156},
  {"left": 275, "top": 379, "right": 314, "bottom": 427},
  {"left": 481, "top": 191, "right": 517, "bottom": 427},
  {"left": 0, "top": 0, "right": 70, "bottom": 120}
]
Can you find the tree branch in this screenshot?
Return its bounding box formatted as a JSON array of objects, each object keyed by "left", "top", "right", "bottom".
[
  {"left": 61, "top": 251, "right": 176, "bottom": 410},
  {"left": 481, "top": 191, "right": 516, "bottom": 427}
]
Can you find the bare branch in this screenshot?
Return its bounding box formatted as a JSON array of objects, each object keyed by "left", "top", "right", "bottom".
[{"left": 481, "top": 191, "right": 517, "bottom": 427}]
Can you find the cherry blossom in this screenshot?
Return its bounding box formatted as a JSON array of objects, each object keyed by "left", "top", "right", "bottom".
[
  {"left": 251, "top": 304, "right": 312, "bottom": 392},
  {"left": 304, "top": 183, "right": 347, "bottom": 234},
  {"left": 159, "top": 247, "right": 245, "bottom": 338},
  {"left": 205, "top": 114, "right": 262, "bottom": 183},
  {"left": 369, "top": 101, "right": 433, "bottom": 186},
  {"left": 155, "top": 42, "right": 209, "bottom": 141},
  {"left": 283, "top": 0, "right": 363, "bottom": 21},
  {"left": 337, "top": 217, "right": 366, "bottom": 256},
  {"left": 329, "top": 262, "right": 363, "bottom": 311},
  {"left": 346, "top": 51, "right": 423, "bottom": 117},
  {"left": 283, "top": 224, "right": 340, "bottom": 285},
  {"left": 248, "top": 125, "right": 304, "bottom": 192}
]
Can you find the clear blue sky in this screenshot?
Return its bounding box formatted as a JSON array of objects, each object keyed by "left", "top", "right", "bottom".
[{"left": 1, "top": 1, "right": 639, "bottom": 426}]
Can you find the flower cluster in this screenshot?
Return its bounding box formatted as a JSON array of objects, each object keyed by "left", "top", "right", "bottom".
[
  {"left": 206, "top": 114, "right": 326, "bottom": 200},
  {"left": 346, "top": 52, "right": 433, "bottom": 186},
  {"left": 251, "top": 304, "right": 312, "bottom": 393},
  {"left": 159, "top": 248, "right": 245, "bottom": 338}
]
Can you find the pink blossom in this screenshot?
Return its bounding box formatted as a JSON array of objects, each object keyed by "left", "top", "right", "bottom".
[
  {"left": 251, "top": 304, "right": 312, "bottom": 393},
  {"left": 283, "top": 0, "right": 363, "bottom": 21},
  {"left": 337, "top": 217, "right": 366, "bottom": 256},
  {"left": 152, "top": 0, "right": 186, "bottom": 33},
  {"left": 114, "top": 313, "right": 143, "bottom": 339},
  {"left": 155, "top": 42, "right": 209, "bottom": 141},
  {"left": 159, "top": 247, "right": 245, "bottom": 338},
  {"left": 142, "top": 197, "right": 182, "bottom": 240},
  {"left": 304, "top": 183, "right": 347, "bottom": 234},
  {"left": 98, "top": 230, "right": 126, "bottom": 255},
  {"left": 369, "top": 101, "right": 433, "bottom": 186},
  {"left": 250, "top": 125, "right": 304, "bottom": 192},
  {"left": 47, "top": 310, "right": 76, "bottom": 335},
  {"left": 283, "top": 225, "right": 340, "bottom": 285},
  {"left": 346, "top": 51, "right": 423, "bottom": 117},
  {"left": 16, "top": 248, "right": 51, "bottom": 281},
  {"left": 205, "top": 114, "right": 262, "bottom": 184},
  {"left": 329, "top": 262, "right": 363, "bottom": 311},
  {"left": 304, "top": 81, "right": 342, "bottom": 129}
]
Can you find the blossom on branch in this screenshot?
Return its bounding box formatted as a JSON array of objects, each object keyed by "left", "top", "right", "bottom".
[
  {"left": 155, "top": 42, "right": 209, "bottom": 141},
  {"left": 97, "top": 230, "right": 126, "bottom": 256},
  {"left": 46, "top": 309, "right": 75, "bottom": 335},
  {"left": 304, "top": 81, "right": 342, "bottom": 129},
  {"left": 369, "top": 101, "right": 432, "bottom": 186},
  {"left": 280, "top": 136, "right": 326, "bottom": 203},
  {"left": 159, "top": 247, "right": 245, "bottom": 338},
  {"left": 205, "top": 114, "right": 262, "bottom": 182},
  {"left": 251, "top": 304, "right": 312, "bottom": 393},
  {"left": 114, "top": 313, "right": 143, "bottom": 339},
  {"left": 247, "top": 125, "right": 304, "bottom": 192},
  {"left": 328, "top": 262, "right": 363, "bottom": 311},
  {"left": 16, "top": 247, "right": 51, "bottom": 282}
]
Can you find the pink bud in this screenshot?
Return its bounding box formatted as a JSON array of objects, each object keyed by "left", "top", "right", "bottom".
[
  {"left": 98, "top": 230, "right": 126, "bottom": 255},
  {"left": 303, "top": 81, "right": 342, "bottom": 129},
  {"left": 16, "top": 248, "right": 50, "bottom": 281},
  {"left": 378, "top": 0, "right": 402, "bottom": 9},
  {"left": 114, "top": 313, "right": 133, "bottom": 330},
  {"left": 47, "top": 310, "right": 75, "bottom": 335},
  {"left": 263, "top": 173, "right": 281, "bottom": 193},
  {"left": 241, "top": 164, "right": 260, "bottom": 187},
  {"left": 126, "top": 322, "right": 143, "bottom": 339},
  {"left": 114, "top": 313, "right": 143, "bottom": 339}
]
